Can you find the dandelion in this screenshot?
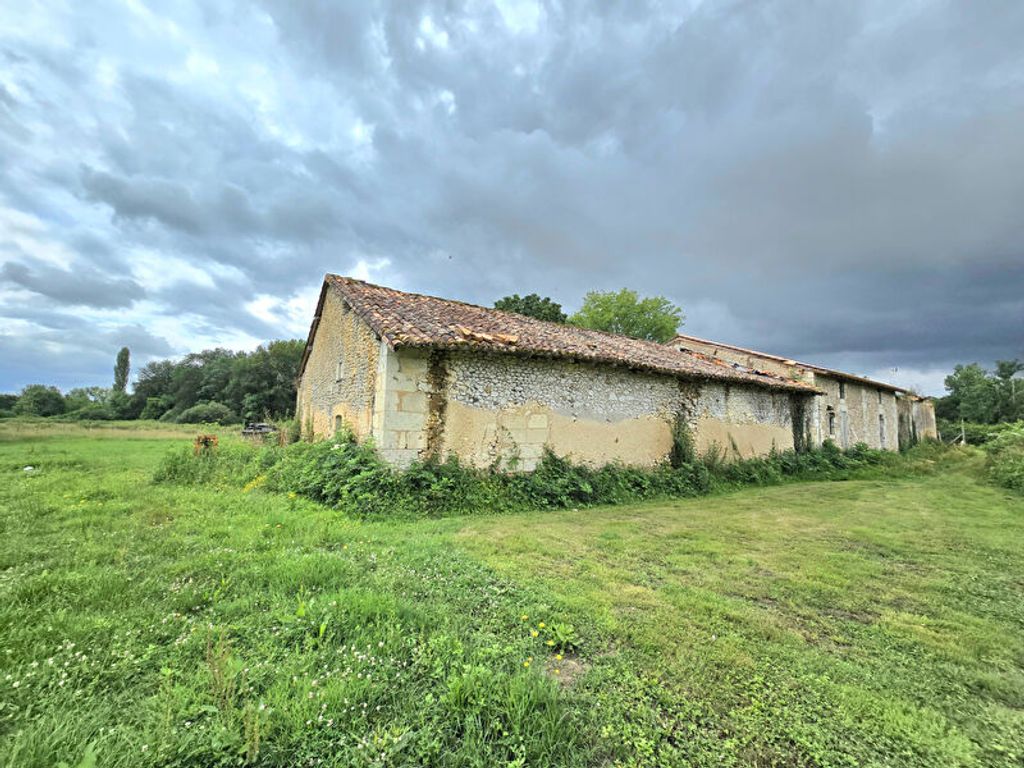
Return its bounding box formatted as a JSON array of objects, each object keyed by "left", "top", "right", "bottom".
[
  {"left": 530, "top": 630, "right": 539, "bottom": 637},
  {"left": 523, "top": 660, "right": 530, "bottom": 667},
  {"left": 553, "top": 669, "right": 561, "bottom": 675},
  {"left": 546, "top": 640, "right": 555, "bottom": 646},
  {"left": 520, "top": 614, "right": 529, "bottom": 621},
  {"left": 538, "top": 622, "right": 546, "bottom": 629},
  {"left": 556, "top": 654, "right": 563, "bottom": 661}
]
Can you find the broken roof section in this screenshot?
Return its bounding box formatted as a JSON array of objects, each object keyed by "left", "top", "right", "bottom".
[
  {"left": 299, "top": 275, "right": 816, "bottom": 393},
  {"left": 670, "top": 333, "right": 913, "bottom": 394}
]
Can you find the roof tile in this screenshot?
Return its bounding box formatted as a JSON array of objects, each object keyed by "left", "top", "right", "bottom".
[{"left": 310, "top": 275, "right": 816, "bottom": 392}]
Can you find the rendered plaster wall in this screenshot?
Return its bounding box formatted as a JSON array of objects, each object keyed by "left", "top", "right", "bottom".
[
  {"left": 442, "top": 352, "right": 683, "bottom": 469},
  {"left": 814, "top": 375, "right": 899, "bottom": 450},
  {"left": 674, "top": 338, "right": 902, "bottom": 452},
  {"left": 912, "top": 398, "right": 938, "bottom": 441},
  {"left": 374, "top": 350, "right": 811, "bottom": 470},
  {"left": 296, "top": 290, "right": 381, "bottom": 441},
  {"left": 691, "top": 383, "right": 807, "bottom": 458}
]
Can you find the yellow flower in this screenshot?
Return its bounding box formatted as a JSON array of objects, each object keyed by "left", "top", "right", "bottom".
[
  {"left": 523, "top": 660, "right": 530, "bottom": 667},
  {"left": 553, "top": 668, "right": 561, "bottom": 675},
  {"left": 287, "top": 492, "right": 297, "bottom": 499},
  {"left": 556, "top": 654, "right": 563, "bottom": 661},
  {"left": 343, "top": 544, "right": 348, "bottom": 550},
  {"left": 530, "top": 630, "right": 539, "bottom": 638},
  {"left": 520, "top": 614, "right": 528, "bottom": 621},
  {"left": 538, "top": 622, "right": 545, "bottom": 629},
  {"left": 546, "top": 640, "right": 555, "bottom": 646}
]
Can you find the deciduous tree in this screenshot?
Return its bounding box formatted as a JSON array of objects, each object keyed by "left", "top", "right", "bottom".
[
  {"left": 494, "top": 293, "right": 567, "bottom": 323},
  {"left": 569, "top": 288, "right": 683, "bottom": 343}
]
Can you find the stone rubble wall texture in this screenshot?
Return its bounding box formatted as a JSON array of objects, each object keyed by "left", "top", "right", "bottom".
[
  {"left": 372, "top": 350, "right": 811, "bottom": 470},
  {"left": 299, "top": 312, "right": 829, "bottom": 469},
  {"left": 296, "top": 290, "right": 380, "bottom": 441},
  {"left": 670, "top": 337, "right": 928, "bottom": 451},
  {"left": 812, "top": 374, "right": 898, "bottom": 450}
]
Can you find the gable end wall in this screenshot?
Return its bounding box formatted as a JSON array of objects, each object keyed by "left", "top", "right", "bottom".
[{"left": 296, "top": 289, "right": 381, "bottom": 440}]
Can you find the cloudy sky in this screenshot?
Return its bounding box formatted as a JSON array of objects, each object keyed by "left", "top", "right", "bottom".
[{"left": 1, "top": 0, "right": 1022, "bottom": 396}]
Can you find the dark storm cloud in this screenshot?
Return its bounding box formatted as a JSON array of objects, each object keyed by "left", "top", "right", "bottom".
[
  {"left": 0, "top": 0, "right": 1022, "bottom": 394},
  {"left": 0, "top": 258, "right": 146, "bottom": 308}
]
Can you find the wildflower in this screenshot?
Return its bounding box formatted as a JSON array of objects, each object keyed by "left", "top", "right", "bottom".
[
  {"left": 530, "top": 630, "right": 539, "bottom": 637},
  {"left": 553, "top": 669, "right": 561, "bottom": 675},
  {"left": 538, "top": 622, "right": 546, "bottom": 629},
  {"left": 523, "top": 660, "right": 530, "bottom": 667},
  {"left": 546, "top": 640, "right": 555, "bottom": 646},
  {"left": 556, "top": 654, "right": 563, "bottom": 661},
  {"left": 520, "top": 614, "right": 528, "bottom": 621}
]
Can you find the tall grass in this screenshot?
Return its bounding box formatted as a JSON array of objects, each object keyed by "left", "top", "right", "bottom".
[{"left": 154, "top": 432, "right": 951, "bottom": 518}]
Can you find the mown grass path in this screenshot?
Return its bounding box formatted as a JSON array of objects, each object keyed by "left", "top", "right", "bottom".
[{"left": 1, "top": 424, "right": 1022, "bottom": 767}]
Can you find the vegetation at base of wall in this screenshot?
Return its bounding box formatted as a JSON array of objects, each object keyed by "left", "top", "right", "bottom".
[
  {"left": 155, "top": 431, "right": 955, "bottom": 518},
  {"left": 985, "top": 426, "right": 1024, "bottom": 493}
]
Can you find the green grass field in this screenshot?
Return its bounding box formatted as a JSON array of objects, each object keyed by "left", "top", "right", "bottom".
[{"left": 1, "top": 423, "right": 1022, "bottom": 767}]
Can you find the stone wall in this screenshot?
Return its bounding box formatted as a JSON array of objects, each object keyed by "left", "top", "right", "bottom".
[
  {"left": 814, "top": 375, "right": 899, "bottom": 450},
  {"left": 692, "top": 383, "right": 808, "bottom": 458},
  {"left": 296, "top": 290, "right": 381, "bottom": 440},
  {"left": 374, "top": 349, "right": 812, "bottom": 470},
  {"left": 912, "top": 398, "right": 938, "bottom": 441},
  {"left": 673, "top": 338, "right": 812, "bottom": 383},
  {"left": 673, "top": 337, "right": 904, "bottom": 451}
]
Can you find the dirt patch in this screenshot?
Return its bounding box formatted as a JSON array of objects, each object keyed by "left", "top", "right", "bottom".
[{"left": 545, "top": 653, "right": 589, "bottom": 687}]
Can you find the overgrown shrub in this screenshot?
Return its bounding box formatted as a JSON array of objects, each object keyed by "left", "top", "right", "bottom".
[
  {"left": 939, "top": 420, "right": 1023, "bottom": 446},
  {"left": 155, "top": 431, "right": 936, "bottom": 518},
  {"left": 153, "top": 442, "right": 273, "bottom": 486},
  {"left": 176, "top": 402, "right": 237, "bottom": 425},
  {"left": 985, "top": 427, "right": 1024, "bottom": 493},
  {"left": 64, "top": 403, "right": 115, "bottom": 421}
]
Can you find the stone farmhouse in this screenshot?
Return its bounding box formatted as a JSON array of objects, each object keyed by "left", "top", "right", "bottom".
[
  {"left": 670, "top": 334, "right": 937, "bottom": 451},
  {"left": 297, "top": 275, "right": 826, "bottom": 469}
]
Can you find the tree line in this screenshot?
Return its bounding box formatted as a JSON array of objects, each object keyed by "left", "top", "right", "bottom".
[
  {"left": 1, "top": 340, "right": 305, "bottom": 424},
  {"left": 4, "top": 283, "right": 1016, "bottom": 431},
  {"left": 935, "top": 360, "right": 1024, "bottom": 425}
]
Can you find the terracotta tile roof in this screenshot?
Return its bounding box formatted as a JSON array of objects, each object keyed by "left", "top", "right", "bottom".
[
  {"left": 300, "top": 275, "right": 816, "bottom": 392},
  {"left": 670, "top": 333, "right": 911, "bottom": 394}
]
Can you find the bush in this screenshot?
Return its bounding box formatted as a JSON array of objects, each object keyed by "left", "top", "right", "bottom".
[
  {"left": 0, "top": 408, "right": 12, "bottom": 419},
  {"left": 986, "top": 427, "right": 1024, "bottom": 493},
  {"left": 13, "top": 384, "right": 66, "bottom": 417},
  {"left": 938, "top": 420, "right": 1023, "bottom": 446},
  {"left": 155, "top": 430, "right": 931, "bottom": 519},
  {"left": 154, "top": 442, "right": 273, "bottom": 486},
  {"left": 64, "top": 403, "right": 115, "bottom": 421},
  {"left": 176, "top": 402, "right": 236, "bottom": 425}
]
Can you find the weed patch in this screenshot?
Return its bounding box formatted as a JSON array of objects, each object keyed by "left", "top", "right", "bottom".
[{"left": 155, "top": 433, "right": 954, "bottom": 518}]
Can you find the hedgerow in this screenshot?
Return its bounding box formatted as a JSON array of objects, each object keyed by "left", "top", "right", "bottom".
[
  {"left": 154, "top": 431, "right": 946, "bottom": 518},
  {"left": 985, "top": 426, "right": 1024, "bottom": 493}
]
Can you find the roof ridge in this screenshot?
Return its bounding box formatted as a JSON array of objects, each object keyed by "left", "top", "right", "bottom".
[
  {"left": 329, "top": 275, "right": 716, "bottom": 352},
  {"left": 302, "top": 275, "right": 817, "bottom": 392},
  {"left": 671, "top": 332, "right": 907, "bottom": 393}
]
